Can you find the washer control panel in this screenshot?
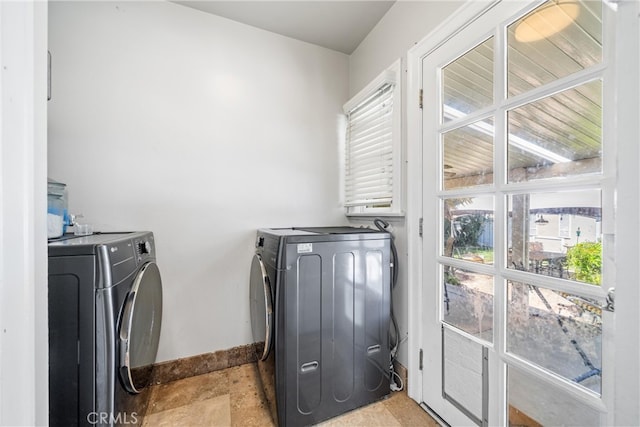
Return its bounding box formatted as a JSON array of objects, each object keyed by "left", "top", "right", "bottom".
[
  {"left": 138, "top": 240, "right": 152, "bottom": 254},
  {"left": 134, "top": 234, "right": 154, "bottom": 262}
]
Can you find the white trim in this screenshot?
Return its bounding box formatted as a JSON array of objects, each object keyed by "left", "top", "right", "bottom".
[
  {"left": 343, "top": 68, "right": 397, "bottom": 114},
  {"left": 406, "top": 0, "right": 505, "bottom": 405},
  {"left": 406, "top": 43, "right": 423, "bottom": 402},
  {"left": 407, "top": 0, "right": 501, "bottom": 65},
  {"left": 611, "top": 1, "right": 640, "bottom": 424},
  {"left": 345, "top": 211, "right": 405, "bottom": 218},
  {"left": 0, "top": 1, "right": 48, "bottom": 425}
]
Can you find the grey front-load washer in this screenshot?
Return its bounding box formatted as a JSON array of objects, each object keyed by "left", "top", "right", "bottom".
[
  {"left": 48, "top": 232, "right": 163, "bottom": 426},
  {"left": 250, "top": 227, "right": 391, "bottom": 426}
]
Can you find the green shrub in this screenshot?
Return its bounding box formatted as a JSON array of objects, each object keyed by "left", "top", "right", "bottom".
[
  {"left": 566, "top": 241, "right": 602, "bottom": 285},
  {"left": 444, "top": 214, "right": 487, "bottom": 250},
  {"left": 455, "top": 215, "right": 487, "bottom": 248}
]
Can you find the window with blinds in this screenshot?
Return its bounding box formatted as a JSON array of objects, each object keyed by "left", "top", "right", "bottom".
[
  {"left": 343, "top": 61, "right": 401, "bottom": 215},
  {"left": 345, "top": 83, "right": 395, "bottom": 209}
]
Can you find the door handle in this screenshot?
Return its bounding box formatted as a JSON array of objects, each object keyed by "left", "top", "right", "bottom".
[
  {"left": 602, "top": 287, "right": 614, "bottom": 312},
  {"left": 367, "top": 344, "right": 381, "bottom": 355},
  {"left": 300, "top": 361, "right": 319, "bottom": 373}
]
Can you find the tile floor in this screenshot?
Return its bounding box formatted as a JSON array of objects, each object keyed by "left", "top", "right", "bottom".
[{"left": 143, "top": 363, "right": 439, "bottom": 426}]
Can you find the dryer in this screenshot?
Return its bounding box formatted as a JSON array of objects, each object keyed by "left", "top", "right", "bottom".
[
  {"left": 48, "top": 232, "right": 163, "bottom": 426},
  {"left": 250, "top": 227, "right": 391, "bottom": 426}
]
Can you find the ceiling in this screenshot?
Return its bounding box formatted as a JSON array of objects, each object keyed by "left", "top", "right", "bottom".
[{"left": 173, "top": 1, "right": 395, "bottom": 54}]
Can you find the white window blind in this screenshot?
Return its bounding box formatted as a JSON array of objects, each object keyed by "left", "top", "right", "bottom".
[{"left": 345, "top": 83, "right": 395, "bottom": 208}]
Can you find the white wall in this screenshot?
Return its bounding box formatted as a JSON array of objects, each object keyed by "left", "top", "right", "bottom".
[
  {"left": 0, "top": 1, "right": 48, "bottom": 425},
  {"left": 48, "top": 1, "right": 349, "bottom": 362},
  {"left": 347, "top": 1, "right": 463, "bottom": 368},
  {"left": 349, "top": 1, "right": 464, "bottom": 97}
]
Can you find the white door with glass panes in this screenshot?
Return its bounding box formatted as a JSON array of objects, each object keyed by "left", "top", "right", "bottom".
[{"left": 420, "top": 1, "right": 618, "bottom": 425}]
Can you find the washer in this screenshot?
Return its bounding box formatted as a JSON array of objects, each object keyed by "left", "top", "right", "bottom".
[
  {"left": 48, "top": 232, "right": 163, "bottom": 426},
  {"left": 250, "top": 227, "right": 391, "bottom": 426}
]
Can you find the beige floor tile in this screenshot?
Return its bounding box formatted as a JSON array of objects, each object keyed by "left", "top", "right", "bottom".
[
  {"left": 383, "top": 391, "right": 440, "bottom": 427},
  {"left": 228, "top": 363, "right": 261, "bottom": 393},
  {"left": 144, "top": 363, "right": 440, "bottom": 427},
  {"left": 317, "top": 401, "right": 401, "bottom": 427},
  {"left": 147, "top": 369, "right": 229, "bottom": 414},
  {"left": 143, "top": 394, "right": 231, "bottom": 427},
  {"left": 231, "top": 405, "right": 275, "bottom": 427},
  {"left": 228, "top": 363, "right": 274, "bottom": 425},
  {"left": 228, "top": 363, "right": 269, "bottom": 410}
]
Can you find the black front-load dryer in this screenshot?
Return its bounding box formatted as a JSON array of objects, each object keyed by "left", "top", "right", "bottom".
[
  {"left": 48, "top": 232, "right": 163, "bottom": 426},
  {"left": 250, "top": 227, "right": 391, "bottom": 427}
]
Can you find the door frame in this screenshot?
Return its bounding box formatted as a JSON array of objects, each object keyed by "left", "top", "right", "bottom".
[
  {"left": 0, "top": 1, "right": 49, "bottom": 425},
  {"left": 406, "top": 0, "right": 640, "bottom": 424},
  {"left": 406, "top": 1, "right": 500, "bottom": 404}
]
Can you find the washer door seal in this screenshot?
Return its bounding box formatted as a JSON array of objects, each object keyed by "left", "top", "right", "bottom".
[
  {"left": 119, "top": 261, "right": 163, "bottom": 394},
  {"left": 250, "top": 254, "right": 273, "bottom": 361}
]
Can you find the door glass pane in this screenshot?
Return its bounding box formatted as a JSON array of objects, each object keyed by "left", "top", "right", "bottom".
[
  {"left": 507, "top": 281, "right": 602, "bottom": 394},
  {"left": 443, "top": 118, "right": 494, "bottom": 190},
  {"left": 507, "top": 189, "right": 602, "bottom": 285},
  {"left": 442, "top": 37, "right": 494, "bottom": 123},
  {"left": 507, "top": 80, "right": 602, "bottom": 183},
  {"left": 443, "top": 196, "right": 494, "bottom": 264},
  {"left": 507, "top": 0, "right": 602, "bottom": 97},
  {"left": 443, "top": 265, "right": 493, "bottom": 343},
  {"left": 508, "top": 366, "right": 601, "bottom": 426}
]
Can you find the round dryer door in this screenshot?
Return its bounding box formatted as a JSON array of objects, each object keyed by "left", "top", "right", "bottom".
[
  {"left": 249, "top": 254, "right": 273, "bottom": 361},
  {"left": 119, "top": 262, "right": 163, "bottom": 394}
]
